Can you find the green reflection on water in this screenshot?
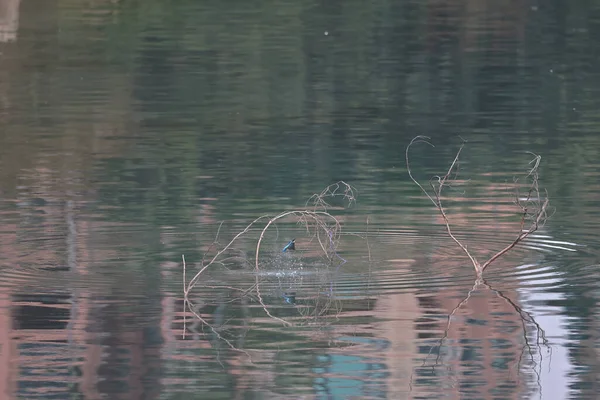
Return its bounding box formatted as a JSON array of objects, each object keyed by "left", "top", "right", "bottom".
[{"left": 1, "top": 0, "right": 600, "bottom": 399}]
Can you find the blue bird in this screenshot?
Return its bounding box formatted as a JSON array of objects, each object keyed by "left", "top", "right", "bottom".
[
  {"left": 282, "top": 238, "right": 296, "bottom": 252},
  {"left": 282, "top": 292, "right": 296, "bottom": 305}
]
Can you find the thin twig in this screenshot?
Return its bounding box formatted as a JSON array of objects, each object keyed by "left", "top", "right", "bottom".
[
  {"left": 407, "top": 139, "right": 550, "bottom": 276},
  {"left": 185, "top": 182, "right": 355, "bottom": 334},
  {"left": 252, "top": 210, "right": 343, "bottom": 326},
  {"left": 406, "top": 138, "right": 551, "bottom": 396},
  {"left": 182, "top": 254, "right": 186, "bottom": 338},
  {"left": 406, "top": 136, "right": 480, "bottom": 272},
  {"left": 406, "top": 136, "right": 437, "bottom": 207},
  {"left": 185, "top": 297, "right": 253, "bottom": 362},
  {"left": 187, "top": 215, "right": 270, "bottom": 292},
  {"left": 480, "top": 154, "right": 550, "bottom": 272}
]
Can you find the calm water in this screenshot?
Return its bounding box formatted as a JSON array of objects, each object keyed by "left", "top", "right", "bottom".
[{"left": 1, "top": 1, "right": 600, "bottom": 399}]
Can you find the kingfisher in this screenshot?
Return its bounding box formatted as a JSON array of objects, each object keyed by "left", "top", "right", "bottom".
[
  {"left": 282, "top": 238, "right": 296, "bottom": 252},
  {"left": 282, "top": 292, "right": 296, "bottom": 305}
]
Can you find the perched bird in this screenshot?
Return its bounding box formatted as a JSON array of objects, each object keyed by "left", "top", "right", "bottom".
[{"left": 282, "top": 238, "right": 296, "bottom": 252}]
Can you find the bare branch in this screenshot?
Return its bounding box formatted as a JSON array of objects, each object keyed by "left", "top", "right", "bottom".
[
  {"left": 480, "top": 154, "right": 550, "bottom": 272},
  {"left": 406, "top": 136, "right": 437, "bottom": 207},
  {"left": 406, "top": 136, "right": 480, "bottom": 272},
  {"left": 407, "top": 138, "right": 551, "bottom": 276},
  {"left": 182, "top": 254, "right": 187, "bottom": 338},
  {"left": 407, "top": 138, "right": 552, "bottom": 396},
  {"left": 186, "top": 215, "right": 270, "bottom": 292},
  {"left": 306, "top": 181, "right": 357, "bottom": 211},
  {"left": 185, "top": 296, "right": 253, "bottom": 362},
  {"left": 185, "top": 181, "right": 354, "bottom": 340}
]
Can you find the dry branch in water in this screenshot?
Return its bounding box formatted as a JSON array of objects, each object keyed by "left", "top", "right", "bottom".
[
  {"left": 183, "top": 181, "right": 356, "bottom": 340},
  {"left": 406, "top": 136, "right": 552, "bottom": 392},
  {"left": 406, "top": 136, "right": 550, "bottom": 277}
]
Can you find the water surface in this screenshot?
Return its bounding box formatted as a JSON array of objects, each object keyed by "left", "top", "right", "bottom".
[{"left": 1, "top": 1, "right": 600, "bottom": 399}]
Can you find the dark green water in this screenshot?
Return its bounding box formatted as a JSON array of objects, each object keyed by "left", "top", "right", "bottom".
[{"left": 1, "top": 1, "right": 600, "bottom": 399}]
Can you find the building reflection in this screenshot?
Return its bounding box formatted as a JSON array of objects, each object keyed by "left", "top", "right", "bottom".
[
  {"left": 0, "top": 192, "right": 542, "bottom": 399},
  {"left": 0, "top": 0, "right": 20, "bottom": 42},
  {"left": 0, "top": 0, "right": 563, "bottom": 397}
]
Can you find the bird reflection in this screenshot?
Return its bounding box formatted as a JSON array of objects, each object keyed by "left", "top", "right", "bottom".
[{"left": 282, "top": 292, "right": 296, "bottom": 305}]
